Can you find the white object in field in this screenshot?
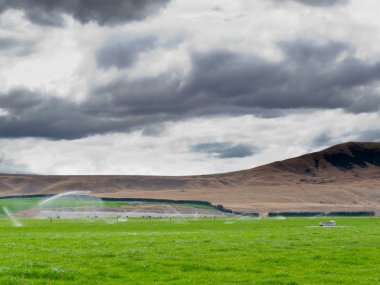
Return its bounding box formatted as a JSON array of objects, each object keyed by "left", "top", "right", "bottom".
[{"left": 319, "top": 220, "right": 336, "bottom": 227}]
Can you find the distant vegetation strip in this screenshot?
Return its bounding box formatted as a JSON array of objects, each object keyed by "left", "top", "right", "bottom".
[
  {"left": 0, "top": 195, "right": 256, "bottom": 215},
  {"left": 0, "top": 196, "right": 217, "bottom": 211},
  {"left": 100, "top": 197, "right": 213, "bottom": 207},
  {"left": 0, "top": 195, "right": 376, "bottom": 216}
]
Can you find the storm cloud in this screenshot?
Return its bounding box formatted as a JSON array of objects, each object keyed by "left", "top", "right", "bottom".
[
  {"left": 1, "top": 40, "right": 380, "bottom": 139},
  {"left": 192, "top": 143, "right": 255, "bottom": 159},
  {"left": 94, "top": 40, "right": 380, "bottom": 115},
  {"left": 183, "top": 41, "right": 380, "bottom": 112},
  {"left": 0, "top": 0, "right": 170, "bottom": 27},
  {"left": 96, "top": 35, "right": 157, "bottom": 69},
  {"left": 0, "top": 89, "right": 172, "bottom": 139}
]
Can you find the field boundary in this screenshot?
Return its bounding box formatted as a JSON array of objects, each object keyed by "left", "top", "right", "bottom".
[
  {"left": 0, "top": 194, "right": 260, "bottom": 216},
  {"left": 0, "top": 195, "right": 376, "bottom": 217}
]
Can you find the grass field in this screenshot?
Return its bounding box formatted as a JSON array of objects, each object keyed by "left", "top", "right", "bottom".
[{"left": 0, "top": 217, "right": 380, "bottom": 284}]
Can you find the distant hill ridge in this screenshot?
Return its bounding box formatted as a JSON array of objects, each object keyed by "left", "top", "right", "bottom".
[
  {"left": 263, "top": 142, "right": 380, "bottom": 181},
  {"left": 273, "top": 142, "right": 380, "bottom": 171}
]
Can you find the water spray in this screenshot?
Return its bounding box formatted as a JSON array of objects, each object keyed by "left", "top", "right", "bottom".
[
  {"left": 38, "top": 191, "right": 91, "bottom": 206},
  {"left": 2, "top": 207, "right": 23, "bottom": 227}
]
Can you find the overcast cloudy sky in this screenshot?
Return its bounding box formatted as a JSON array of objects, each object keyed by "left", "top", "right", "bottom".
[{"left": 0, "top": 0, "right": 380, "bottom": 175}]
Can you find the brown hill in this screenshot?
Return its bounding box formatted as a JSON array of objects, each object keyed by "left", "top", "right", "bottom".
[{"left": 1, "top": 141, "right": 380, "bottom": 213}]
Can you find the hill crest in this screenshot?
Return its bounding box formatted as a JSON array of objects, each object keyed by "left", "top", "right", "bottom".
[{"left": 265, "top": 142, "right": 380, "bottom": 180}]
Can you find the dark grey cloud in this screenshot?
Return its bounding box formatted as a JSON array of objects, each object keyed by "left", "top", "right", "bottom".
[
  {"left": 0, "top": 90, "right": 91, "bottom": 139},
  {"left": 273, "top": 0, "right": 349, "bottom": 7},
  {"left": 181, "top": 41, "right": 380, "bottom": 112},
  {"left": 142, "top": 124, "right": 166, "bottom": 137},
  {"left": 1, "top": 40, "right": 380, "bottom": 139},
  {"left": 191, "top": 143, "right": 255, "bottom": 159},
  {"left": 0, "top": 36, "right": 37, "bottom": 56},
  {"left": 0, "top": 0, "right": 170, "bottom": 27},
  {"left": 95, "top": 33, "right": 183, "bottom": 70},
  {"left": 0, "top": 89, "right": 169, "bottom": 139},
  {"left": 96, "top": 35, "right": 157, "bottom": 69}
]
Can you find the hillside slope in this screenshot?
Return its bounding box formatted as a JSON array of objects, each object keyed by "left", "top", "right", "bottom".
[{"left": 1, "top": 142, "right": 380, "bottom": 212}]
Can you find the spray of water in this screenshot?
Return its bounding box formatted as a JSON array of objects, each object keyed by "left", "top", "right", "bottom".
[
  {"left": 38, "top": 191, "right": 91, "bottom": 206},
  {"left": 35, "top": 190, "right": 105, "bottom": 219},
  {"left": 2, "top": 207, "right": 23, "bottom": 227}
]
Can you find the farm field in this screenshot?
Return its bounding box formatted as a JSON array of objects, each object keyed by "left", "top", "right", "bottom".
[{"left": 0, "top": 218, "right": 380, "bottom": 284}]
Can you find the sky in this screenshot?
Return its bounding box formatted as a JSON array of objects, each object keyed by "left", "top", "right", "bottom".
[{"left": 0, "top": 0, "right": 380, "bottom": 175}]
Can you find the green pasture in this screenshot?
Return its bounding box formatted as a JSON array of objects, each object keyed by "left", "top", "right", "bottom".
[{"left": 0, "top": 217, "right": 380, "bottom": 284}]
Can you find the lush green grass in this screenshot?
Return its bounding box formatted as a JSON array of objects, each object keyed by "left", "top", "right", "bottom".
[
  {"left": 0, "top": 197, "right": 43, "bottom": 211},
  {"left": 0, "top": 217, "right": 380, "bottom": 284}
]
